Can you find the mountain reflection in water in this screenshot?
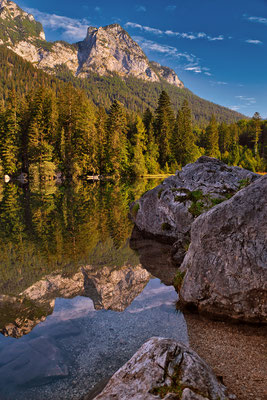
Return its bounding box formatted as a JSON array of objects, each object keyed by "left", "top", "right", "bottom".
[{"left": 0, "top": 179, "right": 188, "bottom": 400}]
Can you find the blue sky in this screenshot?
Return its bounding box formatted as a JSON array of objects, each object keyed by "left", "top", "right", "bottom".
[{"left": 16, "top": 0, "right": 267, "bottom": 118}]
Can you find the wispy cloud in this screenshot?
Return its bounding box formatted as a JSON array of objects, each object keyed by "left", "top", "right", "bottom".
[
  {"left": 235, "top": 95, "right": 256, "bottom": 105},
  {"left": 244, "top": 15, "right": 267, "bottom": 25},
  {"left": 94, "top": 6, "right": 101, "bottom": 13},
  {"left": 133, "top": 36, "right": 211, "bottom": 75},
  {"left": 25, "top": 7, "right": 90, "bottom": 41},
  {"left": 245, "top": 39, "right": 263, "bottom": 44},
  {"left": 125, "top": 22, "right": 224, "bottom": 41},
  {"left": 133, "top": 36, "right": 195, "bottom": 62},
  {"left": 230, "top": 105, "right": 241, "bottom": 111},
  {"left": 210, "top": 80, "right": 228, "bottom": 85},
  {"left": 136, "top": 5, "right": 146, "bottom": 12},
  {"left": 166, "top": 5, "right": 177, "bottom": 11}
]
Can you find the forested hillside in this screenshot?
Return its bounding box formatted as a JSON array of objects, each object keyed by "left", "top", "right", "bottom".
[
  {"left": 0, "top": 46, "right": 245, "bottom": 125},
  {"left": 0, "top": 84, "right": 266, "bottom": 181}
]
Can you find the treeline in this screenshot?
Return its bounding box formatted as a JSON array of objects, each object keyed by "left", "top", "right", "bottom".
[
  {"left": 0, "top": 86, "right": 266, "bottom": 179},
  {"left": 0, "top": 179, "right": 161, "bottom": 295},
  {"left": 0, "top": 45, "right": 245, "bottom": 125}
]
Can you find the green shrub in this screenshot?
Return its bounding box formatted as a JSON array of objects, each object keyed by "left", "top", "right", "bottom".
[
  {"left": 131, "top": 202, "right": 140, "bottom": 218},
  {"left": 173, "top": 270, "right": 186, "bottom": 290}
]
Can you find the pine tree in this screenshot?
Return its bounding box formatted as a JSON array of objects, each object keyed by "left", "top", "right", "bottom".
[
  {"left": 172, "top": 100, "right": 199, "bottom": 166},
  {"left": 205, "top": 115, "right": 220, "bottom": 157},
  {"left": 106, "top": 100, "right": 129, "bottom": 176},
  {"left": 95, "top": 106, "right": 107, "bottom": 175},
  {"left": 0, "top": 91, "right": 20, "bottom": 175},
  {"left": 252, "top": 112, "right": 262, "bottom": 156},
  {"left": 154, "top": 91, "right": 175, "bottom": 168},
  {"left": 131, "top": 115, "right": 147, "bottom": 176}
]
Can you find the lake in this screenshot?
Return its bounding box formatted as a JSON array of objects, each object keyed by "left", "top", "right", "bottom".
[{"left": 0, "top": 179, "right": 188, "bottom": 400}]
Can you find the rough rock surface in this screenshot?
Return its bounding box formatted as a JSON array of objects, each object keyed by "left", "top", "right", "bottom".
[
  {"left": 0, "top": 1, "right": 183, "bottom": 87},
  {"left": 150, "top": 61, "right": 184, "bottom": 87},
  {"left": 131, "top": 157, "right": 259, "bottom": 263},
  {"left": 95, "top": 337, "right": 231, "bottom": 400},
  {"left": 180, "top": 175, "right": 267, "bottom": 323}
]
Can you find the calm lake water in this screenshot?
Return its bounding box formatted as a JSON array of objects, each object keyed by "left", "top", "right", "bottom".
[{"left": 0, "top": 179, "right": 188, "bottom": 400}]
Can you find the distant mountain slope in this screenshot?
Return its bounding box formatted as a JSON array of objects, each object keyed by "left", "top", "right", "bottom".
[
  {"left": 0, "top": 45, "right": 246, "bottom": 124},
  {"left": 0, "top": 0, "right": 183, "bottom": 87}
]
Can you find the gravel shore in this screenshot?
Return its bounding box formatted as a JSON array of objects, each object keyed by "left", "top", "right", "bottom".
[{"left": 185, "top": 313, "right": 267, "bottom": 400}]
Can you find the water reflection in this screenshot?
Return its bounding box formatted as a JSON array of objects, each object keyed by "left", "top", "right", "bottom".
[{"left": 0, "top": 179, "right": 188, "bottom": 400}]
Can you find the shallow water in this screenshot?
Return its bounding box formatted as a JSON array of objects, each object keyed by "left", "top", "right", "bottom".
[{"left": 0, "top": 179, "right": 188, "bottom": 400}]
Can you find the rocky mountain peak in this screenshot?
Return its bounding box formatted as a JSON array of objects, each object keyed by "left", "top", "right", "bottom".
[
  {"left": 0, "top": 0, "right": 45, "bottom": 43},
  {"left": 0, "top": 0, "right": 184, "bottom": 88}
]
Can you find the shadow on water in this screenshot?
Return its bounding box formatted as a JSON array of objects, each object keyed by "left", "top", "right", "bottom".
[{"left": 0, "top": 178, "right": 187, "bottom": 400}]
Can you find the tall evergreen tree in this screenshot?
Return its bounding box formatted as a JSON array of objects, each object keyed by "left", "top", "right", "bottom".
[
  {"left": 131, "top": 115, "right": 147, "bottom": 176},
  {"left": 154, "top": 91, "right": 175, "bottom": 168},
  {"left": 205, "top": 115, "right": 220, "bottom": 157},
  {"left": 106, "top": 100, "right": 129, "bottom": 176},
  {"left": 172, "top": 100, "right": 199, "bottom": 166},
  {"left": 0, "top": 91, "right": 20, "bottom": 175}
]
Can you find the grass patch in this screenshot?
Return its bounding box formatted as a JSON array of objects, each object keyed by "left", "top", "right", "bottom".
[
  {"left": 238, "top": 178, "right": 250, "bottom": 189},
  {"left": 173, "top": 270, "right": 186, "bottom": 290},
  {"left": 131, "top": 202, "right": 140, "bottom": 218},
  {"left": 158, "top": 187, "right": 164, "bottom": 199},
  {"left": 150, "top": 366, "right": 183, "bottom": 399},
  {"left": 188, "top": 201, "right": 204, "bottom": 217},
  {"left": 161, "top": 222, "right": 172, "bottom": 231}
]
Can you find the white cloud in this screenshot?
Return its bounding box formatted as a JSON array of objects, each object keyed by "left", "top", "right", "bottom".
[
  {"left": 166, "top": 5, "right": 177, "bottom": 11},
  {"left": 210, "top": 80, "right": 228, "bottom": 85},
  {"left": 94, "top": 6, "right": 101, "bottom": 12},
  {"left": 235, "top": 95, "right": 256, "bottom": 105},
  {"left": 245, "top": 39, "right": 262, "bottom": 44},
  {"left": 136, "top": 5, "right": 146, "bottom": 12},
  {"left": 25, "top": 7, "right": 90, "bottom": 41},
  {"left": 132, "top": 36, "right": 195, "bottom": 62},
  {"left": 125, "top": 22, "right": 224, "bottom": 41},
  {"left": 244, "top": 15, "right": 267, "bottom": 25},
  {"left": 230, "top": 106, "right": 241, "bottom": 111}
]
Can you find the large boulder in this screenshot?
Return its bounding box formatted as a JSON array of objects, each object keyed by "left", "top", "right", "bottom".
[
  {"left": 179, "top": 175, "right": 267, "bottom": 323},
  {"left": 94, "top": 337, "right": 232, "bottom": 400},
  {"left": 130, "top": 157, "right": 259, "bottom": 263}
]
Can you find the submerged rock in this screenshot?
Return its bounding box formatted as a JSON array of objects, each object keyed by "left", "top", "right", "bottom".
[
  {"left": 94, "top": 337, "right": 231, "bottom": 400},
  {"left": 179, "top": 175, "right": 267, "bottom": 323},
  {"left": 130, "top": 157, "right": 259, "bottom": 264}
]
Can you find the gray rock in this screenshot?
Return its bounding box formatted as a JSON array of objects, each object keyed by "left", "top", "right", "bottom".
[
  {"left": 94, "top": 337, "right": 230, "bottom": 400},
  {"left": 179, "top": 175, "right": 267, "bottom": 323},
  {"left": 131, "top": 157, "right": 260, "bottom": 264}
]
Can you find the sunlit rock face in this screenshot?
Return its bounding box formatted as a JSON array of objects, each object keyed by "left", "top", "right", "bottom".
[
  {"left": 95, "top": 337, "right": 231, "bottom": 400},
  {"left": 0, "top": 264, "right": 151, "bottom": 337},
  {"left": 0, "top": 1, "right": 184, "bottom": 87},
  {"left": 180, "top": 175, "right": 267, "bottom": 323},
  {"left": 130, "top": 157, "right": 260, "bottom": 264}
]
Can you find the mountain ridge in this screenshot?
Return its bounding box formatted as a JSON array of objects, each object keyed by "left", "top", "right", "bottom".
[{"left": 0, "top": 0, "right": 184, "bottom": 87}]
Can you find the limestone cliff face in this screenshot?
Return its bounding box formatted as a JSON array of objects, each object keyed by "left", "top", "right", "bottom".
[
  {"left": 0, "top": 0, "right": 45, "bottom": 44},
  {"left": 0, "top": 1, "right": 184, "bottom": 87},
  {"left": 77, "top": 24, "right": 159, "bottom": 82},
  {"left": 150, "top": 61, "right": 184, "bottom": 88}
]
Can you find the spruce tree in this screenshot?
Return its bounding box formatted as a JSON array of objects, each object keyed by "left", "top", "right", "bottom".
[
  {"left": 172, "top": 100, "right": 199, "bottom": 166},
  {"left": 205, "top": 115, "right": 220, "bottom": 157},
  {"left": 154, "top": 91, "right": 175, "bottom": 168},
  {"left": 106, "top": 100, "right": 129, "bottom": 176},
  {"left": 132, "top": 115, "right": 147, "bottom": 176}
]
